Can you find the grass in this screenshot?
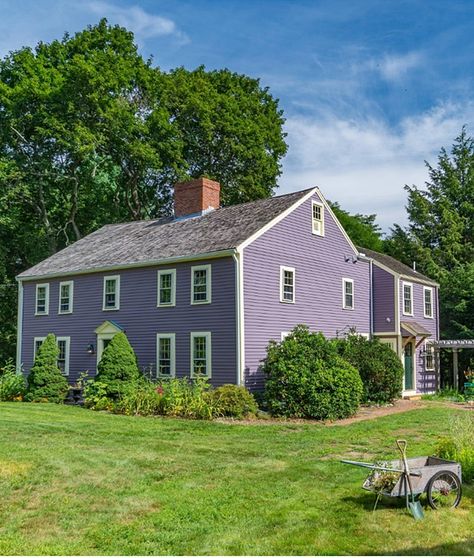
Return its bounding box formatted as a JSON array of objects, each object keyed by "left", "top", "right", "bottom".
[{"left": 0, "top": 402, "right": 472, "bottom": 555}]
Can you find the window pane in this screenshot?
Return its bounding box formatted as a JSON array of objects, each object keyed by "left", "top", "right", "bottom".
[
  {"left": 283, "top": 270, "right": 294, "bottom": 302},
  {"left": 193, "top": 269, "right": 208, "bottom": 302},
  {"left": 404, "top": 286, "right": 412, "bottom": 313},
  {"left": 160, "top": 273, "right": 172, "bottom": 304},
  {"left": 344, "top": 281, "right": 353, "bottom": 308},
  {"left": 158, "top": 337, "right": 171, "bottom": 375},
  {"left": 37, "top": 287, "right": 46, "bottom": 313},
  {"left": 57, "top": 340, "right": 67, "bottom": 374},
  {"left": 105, "top": 279, "right": 116, "bottom": 307},
  {"left": 425, "top": 290, "right": 432, "bottom": 316},
  {"left": 60, "top": 284, "right": 70, "bottom": 312},
  {"left": 193, "top": 336, "right": 208, "bottom": 375}
]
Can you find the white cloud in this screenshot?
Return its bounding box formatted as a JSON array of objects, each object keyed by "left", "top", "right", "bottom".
[
  {"left": 85, "top": 1, "right": 188, "bottom": 43},
  {"left": 374, "top": 51, "right": 423, "bottom": 82},
  {"left": 280, "top": 102, "right": 474, "bottom": 231}
]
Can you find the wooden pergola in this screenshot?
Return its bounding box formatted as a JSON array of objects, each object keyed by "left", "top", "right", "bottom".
[{"left": 435, "top": 340, "right": 474, "bottom": 390}]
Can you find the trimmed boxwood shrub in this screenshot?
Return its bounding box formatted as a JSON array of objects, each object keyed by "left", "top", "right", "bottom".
[
  {"left": 210, "top": 384, "right": 258, "bottom": 418},
  {"left": 263, "top": 325, "right": 363, "bottom": 419},
  {"left": 335, "top": 334, "right": 403, "bottom": 403},
  {"left": 25, "top": 334, "right": 69, "bottom": 403},
  {"left": 94, "top": 332, "right": 140, "bottom": 399}
]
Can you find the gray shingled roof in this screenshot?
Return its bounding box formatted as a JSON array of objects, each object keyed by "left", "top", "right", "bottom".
[
  {"left": 359, "top": 247, "right": 438, "bottom": 285},
  {"left": 19, "top": 189, "right": 312, "bottom": 279}
]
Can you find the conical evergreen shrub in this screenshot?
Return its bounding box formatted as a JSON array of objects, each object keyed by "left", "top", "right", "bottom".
[
  {"left": 25, "top": 333, "right": 69, "bottom": 403},
  {"left": 95, "top": 332, "right": 140, "bottom": 398}
]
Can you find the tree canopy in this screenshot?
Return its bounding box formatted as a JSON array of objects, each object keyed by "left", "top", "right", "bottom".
[
  {"left": 329, "top": 202, "right": 384, "bottom": 251},
  {"left": 0, "top": 19, "right": 288, "bottom": 363}
]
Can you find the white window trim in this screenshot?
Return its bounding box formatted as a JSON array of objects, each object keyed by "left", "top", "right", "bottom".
[
  {"left": 342, "top": 278, "right": 354, "bottom": 310},
  {"left": 33, "top": 336, "right": 46, "bottom": 359},
  {"left": 35, "top": 283, "right": 49, "bottom": 316},
  {"left": 157, "top": 269, "right": 176, "bottom": 308},
  {"left": 102, "top": 275, "right": 120, "bottom": 311},
  {"left": 423, "top": 286, "right": 434, "bottom": 319},
  {"left": 190, "top": 331, "right": 212, "bottom": 378},
  {"left": 58, "top": 281, "right": 74, "bottom": 314},
  {"left": 156, "top": 333, "right": 176, "bottom": 378},
  {"left": 280, "top": 266, "right": 296, "bottom": 304},
  {"left": 402, "top": 281, "right": 414, "bottom": 316},
  {"left": 191, "top": 264, "right": 212, "bottom": 305},
  {"left": 56, "top": 336, "right": 71, "bottom": 376},
  {"left": 311, "top": 200, "right": 325, "bottom": 236}
]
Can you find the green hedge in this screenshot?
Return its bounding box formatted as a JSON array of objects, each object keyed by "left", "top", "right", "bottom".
[
  {"left": 263, "top": 325, "right": 363, "bottom": 419},
  {"left": 335, "top": 335, "right": 403, "bottom": 403}
]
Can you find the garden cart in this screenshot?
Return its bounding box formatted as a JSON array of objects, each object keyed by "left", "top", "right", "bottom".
[{"left": 341, "top": 439, "right": 462, "bottom": 520}]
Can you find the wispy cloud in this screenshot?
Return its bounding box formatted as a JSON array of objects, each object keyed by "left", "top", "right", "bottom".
[
  {"left": 85, "top": 1, "right": 188, "bottom": 44},
  {"left": 374, "top": 51, "right": 424, "bottom": 82},
  {"left": 280, "top": 101, "right": 474, "bottom": 230}
]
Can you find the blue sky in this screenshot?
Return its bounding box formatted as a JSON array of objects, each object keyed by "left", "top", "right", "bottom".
[{"left": 1, "top": 0, "right": 473, "bottom": 230}]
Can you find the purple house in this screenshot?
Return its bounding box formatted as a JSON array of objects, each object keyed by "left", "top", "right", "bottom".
[
  {"left": 360, "top": 248, "right": 440, "bottom": 395},
  {"left": 16, "top": 179, "right": 438, "bottom": 395}
]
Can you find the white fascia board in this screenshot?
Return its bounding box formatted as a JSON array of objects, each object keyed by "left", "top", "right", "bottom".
[
  {"left": 236, "top": 188, "right": 318, "bottom": 251},
  {"left": 16, "top": 249, "right": 236, "bottom": 282}
]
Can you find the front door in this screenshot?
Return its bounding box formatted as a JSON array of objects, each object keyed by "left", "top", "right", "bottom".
[{"left": 404, "top": 342, "right": 414, "bottom": 390}]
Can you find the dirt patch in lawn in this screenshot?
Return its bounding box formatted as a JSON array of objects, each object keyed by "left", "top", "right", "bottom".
[{"left": 216, "top": 399, "right": 426, "bottom": 427}]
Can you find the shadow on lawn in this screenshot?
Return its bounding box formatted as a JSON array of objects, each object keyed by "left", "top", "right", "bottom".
[
  {"left": 386, "top": 538, "right": 474, "bottom": 556},
  {"left": 342, "top": 493, "right": 407, "bottom": 512}
]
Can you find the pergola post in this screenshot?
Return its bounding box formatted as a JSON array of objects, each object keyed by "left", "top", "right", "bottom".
[{"left": 452, "top": 348, "right": 459, "bottom": 391}]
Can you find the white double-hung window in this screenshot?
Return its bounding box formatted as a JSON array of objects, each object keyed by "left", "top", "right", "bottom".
[
  {"left": 191, "top": 332, "right": 211, "bottom": 377},
  {"left": 35, "top": 283, "right": 49, "bottom": 315},
  {"left": 403, "top": 282, "right": 413, "bottom": 316},
  {"left": 103, "top": 276, "right": 120, "bottom": 310},
  {"left": 191, "top": 265, "right": 211, "bottom": 304},
  {"left": 311, "top": 201, "right": 325, "bottom": 236},
  {"left": 280, "top": 266, "right": 295, "bottom": 303},
  {"left": 423, "top": 286, "right": 433, "bottom": 318},
  {"left": 157, "top": 269, "right": 176, "bottom": 307},
  {"left": 425, "top": 342, "right": 435, "bottom": 371},
  {"left": 156, "top": 333, "right": 176, "bottom": 377},
  {"left": 58, "top": 281, "right": 73, "bottom": 314},
  {"left": 342, "top": 278, "right": 354, "bottom": 309}
]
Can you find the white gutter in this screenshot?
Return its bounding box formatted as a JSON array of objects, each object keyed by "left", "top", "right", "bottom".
[
  {"left": 16, "top": 279, "right": 23, "bottom": 373},
  {"left": 17, "top": 249, "right": 236, "bottom": 282}
]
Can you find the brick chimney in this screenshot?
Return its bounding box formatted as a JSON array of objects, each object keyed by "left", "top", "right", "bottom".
[{"left": 174, "top": 177, "right": 221, "bottom": 218}]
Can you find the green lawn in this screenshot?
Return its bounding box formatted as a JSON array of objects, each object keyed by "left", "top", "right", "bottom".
[{"left": 0, "top": 402, "right": 472, "bottom": 555}]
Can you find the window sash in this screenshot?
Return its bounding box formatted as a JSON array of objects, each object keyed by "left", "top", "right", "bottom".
[
  {"left": 424, "top": 288, "right": 433, "bottom": 317},
  {"left": 36, "top": 284, "right": 49, "bottom": 314},
  {"left": 191, "top": 266, "right": 211, "bottom": 304},
  {"left": 280, "top": 267, "right": 295, "bottom": 303},
  {"left": 103, "top": 277, "right": 119, "bottom": 309},
  {"left": 159, "top": 273, "right": 173, "bottom": 305},
  {"left": 343, "top": 279, "right": 354, "bottom": 309},
  {"left": 403, "top": 284, "right": 413, "bottom": 314},
  {"left": 312, "top": 202, "right": 324, "bottom": 235},
  {"left": 59, "top": 282, "right": 73, "bottom": 313},
  {"left": 191, "top": 333, "right": 211, "bottom": 377},
  {"left": 158, "top": 338, "right": 171, "bottom": 376},
  {"left": 425, "top": 344, "right": 435, "bottom": 371},
  {"left": 57, "top": 340, "right": 67, "bottom": 374}
]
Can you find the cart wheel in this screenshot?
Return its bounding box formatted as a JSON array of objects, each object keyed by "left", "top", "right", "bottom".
[{"left": 426, "top": 470, "right": 462, "bottom": 509}]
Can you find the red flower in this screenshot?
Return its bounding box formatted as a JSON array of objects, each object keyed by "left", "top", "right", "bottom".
[{"left": 155, "top": 385, "right": 164, "bottom": 395}]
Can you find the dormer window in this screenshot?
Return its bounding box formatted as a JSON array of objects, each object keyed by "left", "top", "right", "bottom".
[{"left": 312, "top": 201, "right": 325, "bottom": 236}]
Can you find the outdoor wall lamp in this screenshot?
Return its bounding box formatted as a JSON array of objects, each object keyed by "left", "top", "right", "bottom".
[{"left": 87, "top": 344, "right": 95, "bottom": 355}]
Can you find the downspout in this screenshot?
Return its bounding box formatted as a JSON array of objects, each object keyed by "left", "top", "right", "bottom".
[{"left": 16, "top": 279, "right": 24, "bottom": 374}]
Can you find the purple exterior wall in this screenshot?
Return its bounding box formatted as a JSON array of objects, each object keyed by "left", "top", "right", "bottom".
[
  {"left": 399, "top": 279, "right": 439, "bottom": 393},
  {"left": 242, "top": 192, "right": 371, "bottom": 390},
  {"left": 20, "top": 257, "right": 237, "bottom": 386},
  {"left": 373, "top": 265, "right": 396, "bottom": 333}
]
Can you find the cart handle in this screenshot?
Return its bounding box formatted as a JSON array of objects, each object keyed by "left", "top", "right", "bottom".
[{"left": 340, "top": 459, "right": 422, "bottom": 477}]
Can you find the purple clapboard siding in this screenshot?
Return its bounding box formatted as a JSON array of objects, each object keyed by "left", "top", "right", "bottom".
[
  {"left": 373, "top": 265, "right": 396, "bottom": 333},
  {"left": 399, "top": 279, "right": 438, "bottom": 393},
  {"left": 20, "top": 257, "right": 237, "bottom": 386},
  {"left": 242, "top": 192, "right": 371, "bottom": 390}
]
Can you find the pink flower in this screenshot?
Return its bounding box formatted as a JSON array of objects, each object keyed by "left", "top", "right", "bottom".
[{"left": 155, "top": 385, "right": 164, "bottom": 395}]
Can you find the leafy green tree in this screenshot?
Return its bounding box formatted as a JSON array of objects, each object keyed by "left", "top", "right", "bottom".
[
  {"left": 330, "top": 201, "right": 384, "bottom": 251},
  {"left": 95, "top": 332, "right": 140, "bottom": 398},
  {"left": 385, "top": 128, "right": 474, "bottom": 342},
  {"left": 25, "top": 333, "right": 68, "bottom": 403},
  {"left": 0, "top": 19, "right": 288, "bottom": 364}
]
